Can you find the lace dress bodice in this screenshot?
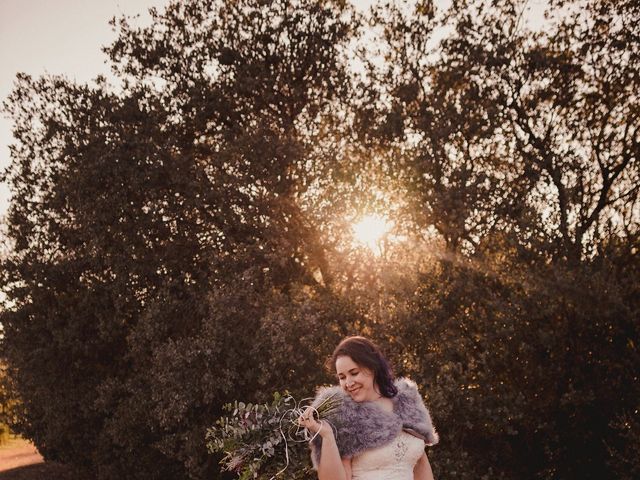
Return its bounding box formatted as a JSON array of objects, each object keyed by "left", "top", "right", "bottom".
[{"left": 351, "top": 430, "right": 425, "bottom": 480}]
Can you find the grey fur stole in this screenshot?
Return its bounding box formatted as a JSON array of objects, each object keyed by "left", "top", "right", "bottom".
[{"left": 309, "top": 377, "right": 439, "bottom": 469}]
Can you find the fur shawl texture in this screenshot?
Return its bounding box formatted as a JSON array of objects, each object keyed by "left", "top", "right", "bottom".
[{"left": 309, "top": 378, "right": 439, "bottom": 468}]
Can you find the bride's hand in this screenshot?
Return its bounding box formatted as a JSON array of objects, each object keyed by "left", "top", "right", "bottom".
[{"left": 298, "top": 406, "right": 330, "bottom": 437}]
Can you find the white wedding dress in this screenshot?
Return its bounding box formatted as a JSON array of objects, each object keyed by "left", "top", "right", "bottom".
[{"left": 351, "top": 430, "right": 425, "bottom": 480}]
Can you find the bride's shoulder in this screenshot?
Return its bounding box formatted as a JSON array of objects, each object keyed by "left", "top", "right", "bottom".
[
  {"left": 393, "top": 377, "right": 429, "bottom": 413},
  {"left": 393, "top": 377, "right": 440, "bottom": 446},
  {"left": 394, "top": 377, "right": 421, "bottom": 397}
]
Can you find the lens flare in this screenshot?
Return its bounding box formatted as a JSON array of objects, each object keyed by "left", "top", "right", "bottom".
[{"left": 352, "top": 215, "right": 393, "bottom": 254}]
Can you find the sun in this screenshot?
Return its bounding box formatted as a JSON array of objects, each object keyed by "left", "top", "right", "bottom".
[{"left": 352, "top": 214, "right": 394, "bottom": 254}]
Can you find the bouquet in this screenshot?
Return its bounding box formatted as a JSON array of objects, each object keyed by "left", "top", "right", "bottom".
[{"left": 206, "top": 391, "right": 341, "bottom": 480}]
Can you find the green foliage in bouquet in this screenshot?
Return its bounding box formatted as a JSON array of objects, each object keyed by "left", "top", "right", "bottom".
[{"left": 206, "top": 392, "right": 340, "bottom": 480}]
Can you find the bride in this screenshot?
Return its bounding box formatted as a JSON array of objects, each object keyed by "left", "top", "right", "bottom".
[{"left": 299, "top": 336, "right": 438, "bottom": 480}]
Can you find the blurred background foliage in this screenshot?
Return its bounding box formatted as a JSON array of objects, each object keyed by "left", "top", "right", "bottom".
[{"left": 0, "top": 0, "right": 638, "bottom": 478}]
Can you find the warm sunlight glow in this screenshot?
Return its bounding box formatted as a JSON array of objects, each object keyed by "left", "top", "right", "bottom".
[{"left": 352, "top": 214, "right": 394, "bottom": 254}]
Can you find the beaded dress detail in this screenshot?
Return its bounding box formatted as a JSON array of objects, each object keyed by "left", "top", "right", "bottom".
[{"left": 351, "top": 430, "right": 425, "bottom": 480}]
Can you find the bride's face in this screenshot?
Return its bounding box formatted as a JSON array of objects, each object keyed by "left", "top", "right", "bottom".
[{"left": 335, "top": 355, "right": 379, "bottom": 402}]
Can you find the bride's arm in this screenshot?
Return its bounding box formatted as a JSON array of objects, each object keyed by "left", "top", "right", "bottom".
[
  {"left": 316, "top": 424, "right": 351, "bottom": 480},
  {"left": 413, "top": 452, "right": 434, "bottom": 480},
  {"left": 299, "top": 409, "right": 351, "bottom": 480},
  {"left": 341, "top": 456, "right": 353, "bottom": 479}
]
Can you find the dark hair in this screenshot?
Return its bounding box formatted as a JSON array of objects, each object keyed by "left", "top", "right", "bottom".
[{"left": 328, "top": 336, "right": 398, "bottom": 398}]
